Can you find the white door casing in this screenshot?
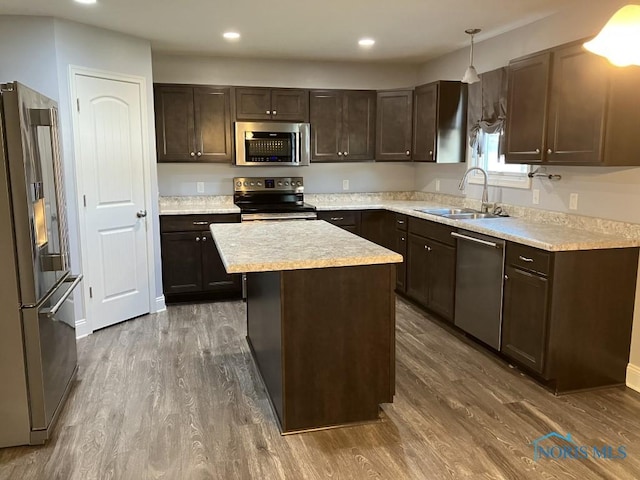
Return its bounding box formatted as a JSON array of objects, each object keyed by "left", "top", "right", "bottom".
[{"left": 73, "top": 71, "right": 151, "bottom": 331}]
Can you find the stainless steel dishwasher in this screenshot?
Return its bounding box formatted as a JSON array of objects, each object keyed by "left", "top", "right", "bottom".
[{"left": 452, "top": 229, "right": 505, "bottom": 350}]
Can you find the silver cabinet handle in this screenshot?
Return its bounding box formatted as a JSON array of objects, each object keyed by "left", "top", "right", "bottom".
[
  {"left": 192, "top": 221, "right": 209, "bottom": 225},
  {"left": 136, "top": 210, "right": 147, "bottom": 218},
  {"left": 429, "top": 150, "right": 433, "bottom": 156},
  {"left": 518, "top": 255, "right": 534, "bottom": 262},
  {"left": 535, "top": 148, "right": 541, "bottom": 154},
  {"left": 397, "top": 220, "right": 405, "bottom": 224},
  {"left": 405, "top": 150, "right": 411, "bottom": 156},
  {"left": 401, "top": 237, "right": 405, "bottom": 241},
  {"left": 337, "top": 152, "right": 343, "bottom": 156},
  {"left": 505, "top": 274, "right": 509, "bottom": 280},
  {"left": 451, "top": 231, "right": 500, "bottom": 248},
  {"left": 424, "top": 245, "right": 431, "bottom": 251},
  {"left": 272, "top": 110, "right": 277, "bottom": 115},
  {"left": 202, "top": 236, "right": 207, "bottom": 242},
  {"left": 190, "top": 152, "right": 195, "bottom": 157},
  {"left": 195, "top": 237, "right": 201, "bottom": 242},
  {"left": 42, "top": 275, "right": 83, "bottom": 317},
  {"left": 330, "top": 217, "right": 344, "bottom": 221},
  {"left": 196, "top": 151, "right": 202, "bottom": 157},
  {"left": 547, "top": 148, "right": 553, "bottom": 154},
  {"left": 344, "top": 152, "right": 348, "bottom": 156},
  {"left": 266, "top": 110, "right": 271, "bottom": 115}
]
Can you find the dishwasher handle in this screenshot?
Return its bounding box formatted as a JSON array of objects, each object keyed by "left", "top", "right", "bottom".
[{"left": 451, "top": 231, "right": 501, "bottom": 249}]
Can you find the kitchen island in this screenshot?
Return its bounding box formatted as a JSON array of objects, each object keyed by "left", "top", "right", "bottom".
[{"left": 210, "top": 220, "right": 402, "bottom": 434}]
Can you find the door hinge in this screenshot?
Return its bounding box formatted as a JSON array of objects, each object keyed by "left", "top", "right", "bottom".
[
  {"left": 89, "top": 287, "right": 93, "bottom": 298},
  {"left": 76, "top": 98, "right": 80, "bottom": 112},
  {"left": 83, "top": 194, "right": 87, "bottom": 207}
]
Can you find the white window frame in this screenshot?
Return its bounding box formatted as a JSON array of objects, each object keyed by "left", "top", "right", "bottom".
[{"left": 468, "top": 130, "right": 531, "bottom": 189}]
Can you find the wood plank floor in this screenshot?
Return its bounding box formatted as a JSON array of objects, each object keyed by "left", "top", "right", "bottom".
[{"left": 2, "top": 298, "right": 640, "bottom": 479}]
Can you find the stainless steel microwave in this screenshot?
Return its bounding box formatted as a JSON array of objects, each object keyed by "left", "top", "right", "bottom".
[{"left": 235, "top": 121, "right": 310, "bottom": 166}]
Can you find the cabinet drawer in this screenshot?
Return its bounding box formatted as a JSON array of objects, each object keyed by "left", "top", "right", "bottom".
[
  {"left": 395, "top": 214, "right": 408, "bottom": 231},
  {"left": 160, "top": 214, "right": 240, "bottom": 233},
  {"left": 317, "top": 210, "right": 360, "bottom": 227},
  {"left": 408, "top": 217, "right": 455, "bottom": 246},
  {"left": 506, "top": 243, "right": 551, "bottom": 275}
]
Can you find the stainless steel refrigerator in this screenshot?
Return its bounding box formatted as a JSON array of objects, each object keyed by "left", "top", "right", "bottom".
[{"left": 0, "top": 82, "right": 82, "bottom": 448}]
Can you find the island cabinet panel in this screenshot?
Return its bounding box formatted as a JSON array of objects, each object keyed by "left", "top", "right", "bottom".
[
  {"left": 501, "top": 243, "right": 639, "bottom": 393},
  {"left": 359, "top": 210, "right": 394, "bottom": 250},
  {"left": 154, "top": 84, "right": 233, "bottom": 163},
  {"left": 406, "top": 217, "right": 456, "bottom": 322},
  {"left": 505, "top": 39, "right": 640, "bottom": 166},
  {"left": 235, "top": 87, "right": 309, "bottom": 122},
  {"left": 375, "top": 89, "right": 413, "bottom": 161},
  {"left": 246, "top": 264, "right": 396, "bottom": 433},
  {"left": 160, "top": 214, "right": 241, "bottom": 302},
  {"left": 310, "top": 90, "right": 376, "bottom": 162}
]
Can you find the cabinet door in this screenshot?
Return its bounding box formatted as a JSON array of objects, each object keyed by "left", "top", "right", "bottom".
[
  {"left": 161, "top": 232, "right": 202, "bottom": 294},
  {"left": 154, "top": 85, "right": 196, "bottom": 162},
  {"left": 427, "top": 240, "right": 455, "bottom": 322},
  {"left": 394, "top": 230, "right": 407, "bottom": 293},
  {"left": 504, "top": 53, "right": 551, "bottom": 164},
  {"left": 201, "top": 231, "right": 241, "bottom": 292},
  {"left": 413, "top": 83, "right": 437, "bottom": 162},
  {"left": 360, "top": 210, "right": 393, "bottom": 249},
  {"left": 546, "top": 45, "right": 609, "bottom": 164},
  {"left": 376, "top": 90, "right": 413, "bottom": 161},
  {"left": 271, "top": 89, "right": 309, "bottom": 122},
  {"left": 310, "top": 90, "right": 343, "bottom": 161},
  {"left": 343, "top": 91, "right": 376, "bottom": 160},
  {"left": 235, "top": 87, "right": 272, "bottom": 120},
  {"left": 194, "top": 87, "right": 233, "bottom": 163},
  {"left": 406, "top": 233, "right": 430, "bottom": 307},
  {"left": 501, "top": 265, "right": 549, "bottom": 373}
]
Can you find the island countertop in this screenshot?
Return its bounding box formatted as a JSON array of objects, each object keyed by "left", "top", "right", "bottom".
[{"left": 210, "top": 220, "right": 403, "bottom": 273}]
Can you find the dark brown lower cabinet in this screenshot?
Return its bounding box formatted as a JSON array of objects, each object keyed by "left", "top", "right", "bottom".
[
  {"left": 360, "top": 210, "right": 394, "bottom": 249},
  {"left": 393, "top": 214, "right": 408, "bottom": 293},
  {"left": 501, "top": 242, "right": 639, "bottom": 393},
  {"left": 316, "top": 210, "right": 361, "bottom": 234},
  {"left": 160, "top": 214, "right": 241, "bottom": 302}
]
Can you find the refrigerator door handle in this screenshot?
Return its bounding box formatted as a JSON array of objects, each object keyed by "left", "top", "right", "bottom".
[{"left": 41, "top": 275, "right": 82, "bottom": 318}]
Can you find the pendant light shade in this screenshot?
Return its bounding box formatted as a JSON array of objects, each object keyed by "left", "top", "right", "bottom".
[
  {"left": 584, "top": 5, "right": 640, "bottom": 67},
  {"left": 462, "top": 28, "right": 481, "bottom": 84}
]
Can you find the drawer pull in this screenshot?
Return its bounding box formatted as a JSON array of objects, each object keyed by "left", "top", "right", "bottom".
[
  {"left": 330, "top": 217, "right": 344, "bottom": 221},
  {"left": 397, "top": 220, "right": 405, "bottom": 224},
  {"left": 193, "top": 221, "right": 209, "bottom": 225},
  {"left": 518, "top": 255, "right": 534, "bottom": 262},
  {"left": 195, "top": 237, "right": 201, "bottom": 242}
]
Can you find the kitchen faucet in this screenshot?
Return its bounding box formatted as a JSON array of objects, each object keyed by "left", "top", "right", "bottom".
[{"left": 458, "top": 167, "right": 490, "bottom": 212}]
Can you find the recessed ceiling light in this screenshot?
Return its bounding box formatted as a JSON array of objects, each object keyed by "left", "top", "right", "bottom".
[
  {"left": 358, "top": 38, "right": 375, "bottom": 47},
  {"left": 74, "top": 0, "right": 97, "bottom": 4},
  {"left": 223, "top": 32, "right": 241, "bottom": 40}
]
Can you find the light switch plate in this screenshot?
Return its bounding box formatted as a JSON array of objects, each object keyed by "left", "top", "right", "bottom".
[
  {"left": 569, "top": 193, "right": 578, "bottom": 210},
  {"left": 532, "top": 189, "right": 540, "bottom": 205},
  {"left": 342, "top": 179, "right": 349, "bottom": 191},
  {"left": 196, "top": 182, "right": 204, "bottom": 193}
]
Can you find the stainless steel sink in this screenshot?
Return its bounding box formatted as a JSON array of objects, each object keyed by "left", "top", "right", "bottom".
[{"left": 415, "top": 207, "right": 502, "bottom": 220}]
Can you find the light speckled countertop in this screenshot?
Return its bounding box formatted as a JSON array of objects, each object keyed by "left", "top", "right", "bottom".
[
  {"left": 210, "top": 221, "right": 403, "bottom": 273},
  {"left": 160, "top": 196, "right": 640, "bottom": 252}
]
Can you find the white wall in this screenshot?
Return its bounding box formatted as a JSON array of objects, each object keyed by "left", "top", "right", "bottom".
[
  {"left": 153, "top": 54, "right": 419, "bottom": 195},
  {"left": 414, "top": 0, "right": 640, "bottom": 389},
  {"left": 52, "top": 19, "right": 163, "bottom": 322}
]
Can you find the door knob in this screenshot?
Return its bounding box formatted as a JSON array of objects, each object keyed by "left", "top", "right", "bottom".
[{"left": 136, "top": 210, "right": 147, "bottom": 218}]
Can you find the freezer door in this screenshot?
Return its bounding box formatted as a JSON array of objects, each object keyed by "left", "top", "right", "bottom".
[
  {"left": 22, "top": 275, "right": 81, "bottom": 438},
  {"left": 1, "top": 83, "right": 70, "bottom": 305}
]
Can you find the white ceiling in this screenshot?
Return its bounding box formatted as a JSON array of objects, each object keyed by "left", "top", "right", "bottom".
[{"left": 0, "top": 0, "right": 581, "bottom": 63}]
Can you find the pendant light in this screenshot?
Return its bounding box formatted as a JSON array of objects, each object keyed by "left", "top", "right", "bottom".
[
  {"left": 584, "top": 5, "right": 640, "bottom": 67},
  {"left": 462, "top": 28, "right": 481, "bottom": 84}
]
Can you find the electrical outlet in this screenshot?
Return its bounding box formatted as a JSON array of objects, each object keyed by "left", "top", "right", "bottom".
[
  {"left": 342, "top": 179, "right": 349, "bottom": 191},
  {"left": 196, "top": 181, "right": 205, "bottom": 193},
  {"left": 435, "top": 179, "right": 440, "bottom": 192},
  {"left": 569, "top": 192, "right": 579, "bottom": 210},
  {"left": 532, "top": 189, "right": 540, "bottom": 205}
]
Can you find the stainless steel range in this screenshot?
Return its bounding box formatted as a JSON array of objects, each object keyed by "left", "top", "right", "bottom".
[{"left": 233, "top": 176, "right": 317, "bottom": 221}]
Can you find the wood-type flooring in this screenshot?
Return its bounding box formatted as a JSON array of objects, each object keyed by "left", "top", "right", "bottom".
[{"left": 1, "top": 298, "right": 640, "bottom": 479}]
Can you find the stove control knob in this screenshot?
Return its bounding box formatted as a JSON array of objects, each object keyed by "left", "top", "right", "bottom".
[
  {"left": 243, "top": 181, "right": 248, "bottom": 186},
  {"left": 278, "top": 181, "right": 283, "bottom": 186},
  {"left": 284, "top": 181, "right": 290, "bottom": 186},
  {"left": 250, "top": 181, "right": 255, "bottom": 186},
  {"left": 296, "top": 181, "right": 302, "bottom": 186},
  {"left": 257, "top": 181, "right": 262, "bottom": 186},
  {"left": 236, "top": 181, "right": 242, "bottom": 187}
]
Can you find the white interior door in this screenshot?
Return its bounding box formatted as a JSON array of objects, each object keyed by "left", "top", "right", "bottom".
[{"left": 75, "top": 74, "right": 150, "bottom": 331}]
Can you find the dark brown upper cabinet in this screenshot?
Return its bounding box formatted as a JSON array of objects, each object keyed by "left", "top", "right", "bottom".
[
  {"left": 375, "top": 90, "right": 413, "bottom": 161},
  {"left": 505, "top": 40, "right": 640, "bottom": 166},
  {"left": 235, "top": 87, "right": 309, "bottom": 122},
  {"left": 154, "top": 84, "right": 233, "bottom": 163},
  {"left": 309, "top": 90, "right": 376, "bottom": 162},
  {"left": 412, "top": 81, "right": 466, "bottom": 163}
]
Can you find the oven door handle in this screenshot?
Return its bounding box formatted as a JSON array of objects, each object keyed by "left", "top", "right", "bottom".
[{"left": 41, "top": 275, "right": 83, "bottom": 318}]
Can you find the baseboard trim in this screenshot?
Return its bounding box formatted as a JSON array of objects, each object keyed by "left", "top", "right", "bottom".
[
  {"left": 154, "top": 295, "right": 166, "bottom": 313},
  {"left": 626, "top": 363, "right": 640, "bottom": 393},
  {"left": 75, "top": 317, "right": 91, "bottom": 339}
]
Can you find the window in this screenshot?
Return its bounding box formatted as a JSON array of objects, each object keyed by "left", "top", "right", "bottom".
[{"left": 468, "top": 130, "right": 531, "bottom": 189}]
